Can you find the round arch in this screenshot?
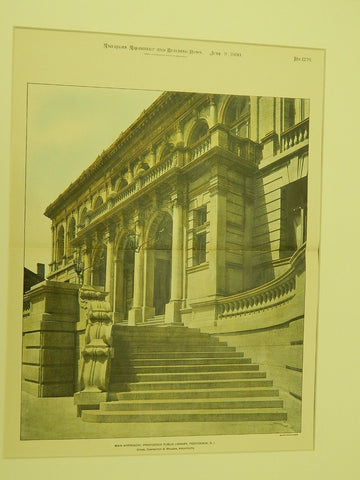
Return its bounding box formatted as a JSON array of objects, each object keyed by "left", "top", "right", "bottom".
[
  {"left": 187, "top": 119, "right": 209, "bottom": 147},
  {"left": 144, "top": 211, "right": 173, "bottom": 317},
  {"left": 219, "top": 95, "right": 250, "bottom": 137},
  {"left": 79, "top": 207, "right": 88, "bottom": 226},
  {"left": 113, "top": 230, "right": 135, "bottom": 321},
  {"left": 93, "top": 196, "right": 104, "bottom": 210}
]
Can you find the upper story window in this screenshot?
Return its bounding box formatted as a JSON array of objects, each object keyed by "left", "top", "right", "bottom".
[
  {"left": 56, "top": 226, "right": 65, "bottom": 262},
  {"left": 195, "top": 206, "right": 207, "bottom": 227},
  {"left": 67, "top": 217, "right": 76, "bottom": 255},
  {"left": 79, "top": 207, "right": 87, "bottom": 227},
  {"left": 93, "top": 196, "right": 104, "bottom": 210},
  {"left": 283, "top": 98, "right": 310, "bottom": 131},
  {"left": 192, "top": 205, "right": 208, "bottom": 266},
  {"left": 188, "top": 120, "right": 209, "bottom": 147},
  {"left": 223, "top": 96, "right": 250, "bottom": 137}
]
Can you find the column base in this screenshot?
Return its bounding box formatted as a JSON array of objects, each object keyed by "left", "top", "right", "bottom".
[
  {"left": 164, "top": 300, "right": 183, "bottom": 324},
  {"left": 128, "top": 307, "right": 143, "bottom": 325}
]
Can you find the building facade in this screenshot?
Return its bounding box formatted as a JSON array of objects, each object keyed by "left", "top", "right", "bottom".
[
  {"left": 23, "top": 92, "right": 309, "bottom": 431},
  {"left": 44, "top": 92, "right": 308, "bottom": 328}
]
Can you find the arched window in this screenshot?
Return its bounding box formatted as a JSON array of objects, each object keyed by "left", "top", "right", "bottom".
[
  {"left": 223, "top": 96, "right": 250, "bottom": 137},
  {"left": 160, "top": 143, "right": 175, "bottom": 161},
  {"left": 67, "top": 217, "right": 76, "bottom": 255},
  {"left": 188, "top": 120, "right": 209, "bottom": 147},
  {"left": 56, "top": 226, "right": 65, "bottom": 262},
  {"left": 116, "top": 178, "right": 128, "bottom": 191},
  {"left": 79, "top": 207, "right": 87, "bottom": 227},
  {"left": 93, "top": 196, "right": 104, "bottom": 210}
]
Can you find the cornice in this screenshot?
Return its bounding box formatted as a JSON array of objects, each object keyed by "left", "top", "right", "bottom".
[{"left": 44, "top": 91, "right": 208, "bottom": 219}]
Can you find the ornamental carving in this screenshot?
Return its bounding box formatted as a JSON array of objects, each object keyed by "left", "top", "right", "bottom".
[{"left": 78, "top": 286, "right": 113, "bottom": 392}]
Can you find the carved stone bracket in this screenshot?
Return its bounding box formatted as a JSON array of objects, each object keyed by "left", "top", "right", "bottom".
[{"left": 74, "top": 286, "right": 114, "bottom": 413}]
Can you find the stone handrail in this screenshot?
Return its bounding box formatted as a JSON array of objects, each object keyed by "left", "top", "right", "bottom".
[
  {"left": 141, "top": 153, "right": 176, "bottom": 187},
  {"left": 190, "top": 135, "right": 211, "bottom": 161},
  {"left": 112, "top": 183, "right": 137, "bottom": 207},
  {"left": 88, "top": 201, "right": 109, "bottom": 223},
  {"left": 228, "top": 133, "right": 261, "bottom": 164},
  {"left": 280, "top": 118, "right": 309, "bottom": 151},
  {"left": 217, "top": 244, "right": 305, "bottom": 320}
]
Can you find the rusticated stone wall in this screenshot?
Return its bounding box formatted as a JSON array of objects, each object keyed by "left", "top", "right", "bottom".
[{"left": 22, "top": 281, "right": 80, "bottom": 397}]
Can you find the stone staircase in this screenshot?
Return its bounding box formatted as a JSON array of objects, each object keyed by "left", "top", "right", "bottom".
[{"left": 81, "top": 325, "right": 288, "bottom": 425}]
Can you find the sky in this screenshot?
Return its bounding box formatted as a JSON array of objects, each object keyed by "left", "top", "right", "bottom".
[{"left": 25, "top": 84, "right": 161, "bottom": 273}]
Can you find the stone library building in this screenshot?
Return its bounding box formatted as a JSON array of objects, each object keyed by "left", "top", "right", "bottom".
[{"left": 23, "top": 91, "right": 309, "bottom": 434}]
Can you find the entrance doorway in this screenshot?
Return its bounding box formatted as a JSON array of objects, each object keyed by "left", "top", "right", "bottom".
[
  {"left": 152, "top": 216, "right": 172, "bottom": 315},
  {"left": 123, "top": 245, "right": 135, "bottom": 319}
]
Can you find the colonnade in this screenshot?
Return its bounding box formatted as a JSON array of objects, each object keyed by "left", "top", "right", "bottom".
[{"left": 79, "top": 193, "right": 185, "bottom": 325}]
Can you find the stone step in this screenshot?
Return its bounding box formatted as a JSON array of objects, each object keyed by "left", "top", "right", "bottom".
[
  {"left": 112, "top": 328, "right": 206, "bottom": 339},
  {"left": 112, "top": 345, "right": 236, "bottom": 353},
  {"left": 116, "top": 363, "right": 259, "bottom": 374},
  {"left": 110, "top": 370, "right": 266, "bottom": 384},
  {"left": 113, "top": 357, "right": 252, "bottom": 367},
  {"left": 109, "top": 378, "right": 273, "bottom": 392},
  {"left": 82, "top": 408, "right": 287, "bottom": 423},
  {"left": 115, "top": 351, "right": 245, "bottom": 359},
  {"left": 113, "top": 325, "right": 199, "bottom": 334},
  {"left": 100, "top": 397, "right": 284, "bottom": 411},
  {"left": 114, "top": 338, "right": 226, "bottom": 348},
  {"left": 108, "top": 386, "right": 279, "bottom": 401}
]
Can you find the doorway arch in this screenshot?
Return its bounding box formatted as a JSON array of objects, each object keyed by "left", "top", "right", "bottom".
[
  {"left": 114, "top": 237, "right": 135, "bottom": 321},
  {"left": 144, "top": 212, "right": 173, "bottom": 317}
]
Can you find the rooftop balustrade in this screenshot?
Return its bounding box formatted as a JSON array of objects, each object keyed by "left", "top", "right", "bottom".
[{"left": 280, "top": 118, "right": 309, "bottom": 151}]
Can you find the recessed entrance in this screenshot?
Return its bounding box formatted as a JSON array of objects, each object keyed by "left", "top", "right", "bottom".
[
  {"left": 152, "top": 215, "right": 172, "bottom": 315},
  {"left": 123, "top": 245, "right": 135, "bottom": 319},
  {"left": 114, "top": 240, "right": 135, "bottom": 321}
]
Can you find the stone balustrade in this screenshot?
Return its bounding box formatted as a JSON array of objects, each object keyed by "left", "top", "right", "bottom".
[
  {"left": 281, "top": 118, "right": 309, "bottom": 151},
  {"left": 217, "top": 244, "right": 305, "bottom": 320},
  {"left": 228, "top": 134, "right": 261, "bottom": 163},
  {"left": 70, "top": 127, "right": 261, "bottom": 234},
  {"left": 88, "top": 200, "right": 109, "bottom": 223},
  {"left": 140, "top": 153, "right": 176, "bottom": 187},
  {"left": 190, "top": 135, "right": 211, "bottom": 161}
]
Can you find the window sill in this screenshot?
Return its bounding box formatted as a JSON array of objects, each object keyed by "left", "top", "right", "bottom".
[{"left": 187, "top": 262, "right": 209, "bottom": 273}]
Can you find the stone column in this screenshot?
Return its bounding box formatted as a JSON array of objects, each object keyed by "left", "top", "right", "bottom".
[
  {"left": 128, "top": 217, "right": 144, "bottom": 325},
  {"left": 82, "top": 240, "right": 92, "bottom": 286},
  {"left": 209, "top": 95, "right": 217, "bottom": 127},
  {"left": 105, "top": 227, "right": 115, "bottom": 306},
  {"left": 165, "top": 190, "right": 184, "bottom": 324},
  {"left": 149, "top": 145, "right": 156, "bottom": 167}
]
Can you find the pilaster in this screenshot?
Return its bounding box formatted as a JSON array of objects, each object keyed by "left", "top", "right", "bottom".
[{"left": 165, "top": 187, "right": 185, "bottom": 324}]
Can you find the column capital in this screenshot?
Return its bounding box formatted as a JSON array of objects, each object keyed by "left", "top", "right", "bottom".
[{"left": 104, "top": 223, "right": 116, "bottom": 244}]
